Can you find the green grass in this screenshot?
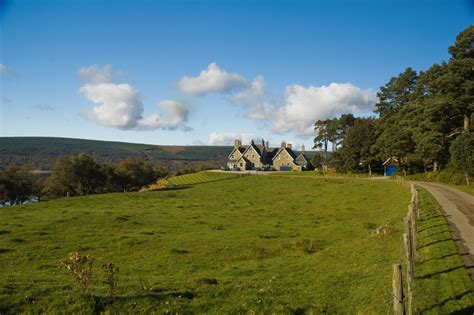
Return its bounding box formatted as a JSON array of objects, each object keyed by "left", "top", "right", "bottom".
[
  {"left": 167, "top": 171, "right": 245, "bottom": 186},
  {"left": 451, "top": 185, "right": 474, "bottom": 197},
  {"left": 413, "top": 189, "right": 474, "bottom": 314},
  {"left": 0, "top": 176, "right": 412, "bottom": 313}
]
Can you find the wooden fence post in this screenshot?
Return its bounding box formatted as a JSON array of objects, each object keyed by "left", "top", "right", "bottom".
[
  {"left": 392, "top": 263, "right": 405, "bottom": 315},
  {"left": 408, "top": 205, "right": 417, "bottom": 256},
  {"left": 404, "top": 229, "right": 414, "bottom": 315}
]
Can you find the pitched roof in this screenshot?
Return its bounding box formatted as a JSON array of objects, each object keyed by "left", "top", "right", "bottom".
[
  {"left": 236, "top": 155, "right": 251, "bottom": 163},
  {"left": 294, "top": 152, "right": 310, "bottom": 166},
  {"left": 228, "top": 147, "right": 246, "bottom": 160},
  {"left": 242, "top": 142, "right": 263, "bottom": 157},
  {"left": 272, "top": 147, "right": 297, "bottom": 160}
]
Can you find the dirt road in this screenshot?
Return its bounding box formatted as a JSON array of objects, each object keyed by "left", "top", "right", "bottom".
[{"left": 415, "top": 182, "right": 474, "bottom": 278}]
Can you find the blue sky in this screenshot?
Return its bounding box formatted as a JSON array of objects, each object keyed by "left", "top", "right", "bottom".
[{"left": 1, "top": 0, "right": 472, "bottom": 148}]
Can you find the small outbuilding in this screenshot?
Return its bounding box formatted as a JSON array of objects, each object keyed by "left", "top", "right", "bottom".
[{"left": 383, "top": 157, "right": 399, "bottom": 176}]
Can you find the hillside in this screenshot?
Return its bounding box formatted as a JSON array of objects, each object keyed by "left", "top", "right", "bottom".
[
  {"left": 0, "top": 137, "right": 231, "bottom": 171},
  {"left": 0, "top": 175, "right": 411, "bottom": 313}
]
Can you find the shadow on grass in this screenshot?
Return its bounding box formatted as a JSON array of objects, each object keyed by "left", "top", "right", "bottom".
[
  {"left": 177, "top": 175, "right": 246, "bottom": 187},
  {"left": 417, "top": 237, "right": 453, "bottom": 250},
  {"left": 418, "top": 251, "right": 464, "bottom": 264},
  {"left": 417, "top": 290, "right": 474, "bottom": 314},
  {"left": 415, "top": 264, "right": 468, "bottom": 279}
]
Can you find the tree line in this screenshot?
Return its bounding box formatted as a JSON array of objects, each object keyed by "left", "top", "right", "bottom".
[
  {"left": 0, "top": 155, "right": 169, "bottom": 205},
  {"left": 313, "top": 26, "right": 474, "bottom": 179}
]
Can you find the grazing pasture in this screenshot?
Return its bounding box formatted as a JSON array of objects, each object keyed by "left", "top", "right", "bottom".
[{"left": 1, "top": 175, "right": 412, "bottom": 313}]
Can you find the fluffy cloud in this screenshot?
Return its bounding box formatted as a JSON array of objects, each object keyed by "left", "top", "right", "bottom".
[
  {"left": 207, "top": 132, "right": 255, "bottom": 146},
  {"left": 233, "top": 80, "right": 376, "bottom": 136},
  {"left": 232, "top": 75, "right": 277, "bottom": 120},
  {"left": 79, "top": 65, "right": 191, "bottom": 131},
  {"left": 178, "top": 63, "right": 247, "bottom": 96},
  {"left": 78, "top": 64, "right": 117, "bottom": 83},
  {"left": 80, "top": 82, "right": 143, "bottom": 129},
  {"left": 270, "top": 83, "right": 376, "bottom": 135},
  {"left": 179, "top": 63, "right": 376, "bottom": 137},
  {"left": 137, "top": 100, "right": 190, "bottom": 131}
]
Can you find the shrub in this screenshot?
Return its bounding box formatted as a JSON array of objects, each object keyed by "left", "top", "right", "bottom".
[
  {"left": 61, "top": 252, "right": 94, "bottom": 294},
  {"left": 140, "top": 178, "right": 175, "bottom": 192}
]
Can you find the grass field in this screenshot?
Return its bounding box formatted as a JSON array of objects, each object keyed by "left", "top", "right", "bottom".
[
  {"left": 0, "top": 175, "right": 422, "bottom": 313},
  {"left": 452, "top": 185, "right": 474, "bottom": 197},
  {"left": 413, "top": 189, "right": 474, "bottom": 314}
]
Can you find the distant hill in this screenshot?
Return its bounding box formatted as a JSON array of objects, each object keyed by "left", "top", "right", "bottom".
[{"left": 0, "top": 137, "right": 231, "bottom": 171}]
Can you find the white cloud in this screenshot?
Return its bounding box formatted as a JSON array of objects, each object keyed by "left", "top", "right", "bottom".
[
  {"left": 79, "top": 65, "right": 191, "bottom": 131},
  {"left": 80, "top": 82, "right": 144, "bottom": 129},
  {"left": 179, "top": 63, "right": 376, "bottom": 137},
  {"left": 178, "top": 63, "right": 247, "bottom": 96},
  {"left": 137, "top": 100, "right": 191, "bottom": 131},
  {"left": 78, "top": 64, "right": 117, "bottom": 84},
  {"left": 270, "top": 83, "right": 376, "bottom": 135},
  {"left": 233, "top": 80, "right": 376, "bottom": 136},
  {"left": 232, "top": 75, "right": 276, "bottom": 120},
  {"left": 207, "top": 132, "right": 255, "bottom": 146}
]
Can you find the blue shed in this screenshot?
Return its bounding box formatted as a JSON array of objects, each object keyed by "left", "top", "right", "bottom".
[{"left": 383, "top": 157, "right": 399, "bottom": 176}]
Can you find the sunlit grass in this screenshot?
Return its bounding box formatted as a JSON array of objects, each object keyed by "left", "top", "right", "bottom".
[{"left": 1, "top": 176, "right": 413, "bottom": 313}]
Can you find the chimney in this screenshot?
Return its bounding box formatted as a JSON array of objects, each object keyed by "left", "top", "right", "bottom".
[
  {"left": 287, "top": 143, "right": 292, "bottom": 150},
  {"left": 265, "top": 141, "right": 269, "bottom": 148},
  {"left": 261, "top": 138, "right": 265, "bottom": 148},
  {"left": 234, "top": 139, "right": 241, "bottom": 148},
  {"left": 464, "top": 115, "right": 470, "bottom": 131},
  {"left": 281, "top": 141, "right": 286, "bottom": 148},
  {"left": 301, "top": 144, "right": 305, "bottom": 153}
]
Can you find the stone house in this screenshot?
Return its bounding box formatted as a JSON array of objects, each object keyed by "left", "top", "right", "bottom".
[{"left": 227, "top": 139, "right": 313, "bottom": 171}]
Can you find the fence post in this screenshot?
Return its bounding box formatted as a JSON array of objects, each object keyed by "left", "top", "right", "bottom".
[
  {"left": 392, "top": 263, "right": 405, "bottom": 315},
  {"left": 404, "top": 229, "right": 414, "bottom": 315},
  {"left": 408, "top": 205, "right": 417, "bottom": 255}
]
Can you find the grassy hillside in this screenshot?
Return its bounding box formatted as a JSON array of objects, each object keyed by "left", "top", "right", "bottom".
[
  {"left": 0, "top": 176, "right": 412, "bottom": 313},
  {"left": 0, "top": 137, "right": 231, "bottom": 170}
]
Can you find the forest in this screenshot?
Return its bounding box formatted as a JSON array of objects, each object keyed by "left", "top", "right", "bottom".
[{"left": 313, "top": 26, "right": 474, "bottom": 182}]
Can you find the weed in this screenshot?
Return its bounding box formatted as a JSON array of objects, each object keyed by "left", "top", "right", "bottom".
[
  {"left": 60, "top": 252, "right": 94, "bottom": 294},
  {"left": 102, "top": 262, "right": 119, "bottom": 303}
]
